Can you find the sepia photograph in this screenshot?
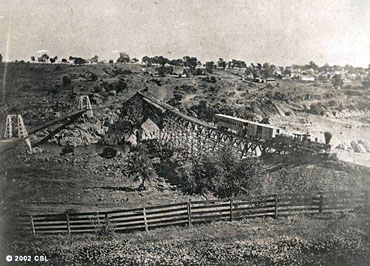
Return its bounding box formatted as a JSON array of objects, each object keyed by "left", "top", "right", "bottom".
[{"left": 0, "top": 0, "right": 370, "bottom": 265}]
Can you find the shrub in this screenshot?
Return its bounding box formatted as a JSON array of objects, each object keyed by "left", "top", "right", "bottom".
[
  {"left": 62, "top": 75, "right": 71, "bottom": 87},
  {"left": 177, "top": 146, "right": 263, "bottom": 198},
  {"left": 115, "top": 79, "right": 127, "bottom": 92}
]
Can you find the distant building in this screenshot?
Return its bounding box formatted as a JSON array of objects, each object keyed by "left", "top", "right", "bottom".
[
  {"left": 301, "top": 76, "right": 315, "bottom": 82},
  {"left": 299, "top": 75, "right": 315, "bottom": 82},
  {"left": 342, "top": 79, "right": 352, "bottom": 87},
  {"left": 265, "top": 78, "right": 277, "bottom": 85},
  {"left": 254, "top": 77, "right": 264, "bottom": 83}
]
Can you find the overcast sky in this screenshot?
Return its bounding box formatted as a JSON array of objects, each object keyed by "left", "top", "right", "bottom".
[{"left": 0, "top": 0, "right": 369, "bottom": 66}]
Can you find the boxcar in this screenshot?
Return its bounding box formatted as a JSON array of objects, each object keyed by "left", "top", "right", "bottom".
[{"left": 214, "top": 114, "right": 282, "bottom": 140}]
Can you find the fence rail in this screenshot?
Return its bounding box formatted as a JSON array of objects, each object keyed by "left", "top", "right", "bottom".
[{"left": 15, "top": 190, "right": 369, "bottom": 236}]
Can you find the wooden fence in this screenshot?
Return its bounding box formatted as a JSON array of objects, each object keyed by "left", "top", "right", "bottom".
[{"left": 16, "top": 190, "right": 369, "bottom": 236}]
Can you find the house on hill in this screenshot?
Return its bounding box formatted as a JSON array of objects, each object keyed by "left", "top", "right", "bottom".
[
  {"left": 342, "top": 79, "right": 352, "bottom": 87},
  {"left": 294, "top": 73, "right": 315, "bottom": 82},
  {"left": 301, "top": 76, "right": 315, "bottom": 82},
  {"left": 265, "top": 78, "right": 277, "bottom": 85}
]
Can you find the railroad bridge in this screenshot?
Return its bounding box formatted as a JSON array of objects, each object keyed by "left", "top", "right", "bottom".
[
  {"left": 0, "top": 92, "right": 329, "bottom": 157},
  {"left": 123, "top": 92, "right": 323, "bottom": 158}
]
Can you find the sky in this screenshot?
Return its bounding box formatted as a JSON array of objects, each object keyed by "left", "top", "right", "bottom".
[{"left": 0, "top": 0, "right": 369, "bottom": 67}]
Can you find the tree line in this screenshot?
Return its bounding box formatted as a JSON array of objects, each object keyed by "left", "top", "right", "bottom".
[{"left": 1, "top": 51, "right": 370, "bottom": 78}]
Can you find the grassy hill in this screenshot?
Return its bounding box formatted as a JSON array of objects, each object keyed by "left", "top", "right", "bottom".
[{"left": 0, "top": 62, "right": 370, "bottom": 211}]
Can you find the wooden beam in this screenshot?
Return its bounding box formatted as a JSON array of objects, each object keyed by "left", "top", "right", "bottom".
[
  {"left": 187, "top": 200, "right": 192, "bottom": 227},
  {"left": 143, "top": 208, "right": 149, "bottom": 233}
]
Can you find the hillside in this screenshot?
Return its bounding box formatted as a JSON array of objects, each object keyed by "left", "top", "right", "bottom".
[
  {"left": 1, "top": 61, "right": 370, "bottom": 265},
  {"left": 1, "top": 62, "right": 370, "bottom": 215}
]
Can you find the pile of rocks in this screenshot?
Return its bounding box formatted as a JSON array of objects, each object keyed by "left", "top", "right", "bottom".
[
  {"left": 51, "top": 121, "right": 109, "bottom": 146},
  {"left": 336, "top": 139, "right": 370, "bottom": 153}
]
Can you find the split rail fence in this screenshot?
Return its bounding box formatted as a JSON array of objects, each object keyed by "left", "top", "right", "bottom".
[{"left": 17, "top": 190, "right": 369, "bottom": 236}]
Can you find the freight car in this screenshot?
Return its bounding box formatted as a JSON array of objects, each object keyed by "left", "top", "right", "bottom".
[{"left": 214, "top": 114, "right": 282, "bottom": 140}]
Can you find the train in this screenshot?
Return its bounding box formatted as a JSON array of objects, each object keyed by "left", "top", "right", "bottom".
[
  {"left": 214, "top": 114, "right": 284, "bottom": 140},
  {"left": 214, "top": 114, "right": 316, "bottom": 144}
]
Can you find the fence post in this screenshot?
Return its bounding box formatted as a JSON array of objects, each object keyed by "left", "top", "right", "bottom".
[
  {"left": 230, "top": 199, "right": 233, "bottom": 222},
  {"left": 187, "top": 199, "right": 192, "bottom": 227},
  {"left": 274, "top": 194, "right": 278, "bottom": 218},
  {"left": 319, "top": 192, "right": 323, "bottom": 213},
  {"left": 105, "top": 213, "right": 109, "bottom": 226},
  {"left": 30, "top": 215, "right": 36, "bottom": 236},
  {"left": 66, "top": 214, "right": 71, "bottom": 235},
  {"left": 143, "top": 208, "right": 149, "bottom": 233}
]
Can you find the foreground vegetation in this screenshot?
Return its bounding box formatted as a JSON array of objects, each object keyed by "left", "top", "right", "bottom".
[
  {"left": 154, "top": 145, "right": 370, "bottom": 200},
  {"left": 3, "top": 212, "right": 370, "bottom": 265}
]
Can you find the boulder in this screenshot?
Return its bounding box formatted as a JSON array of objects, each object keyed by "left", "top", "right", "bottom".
[
  {"left": 358, "top": 139, "right": 370, "bottom": 153},
  {"left": 61, "top": 145, "right": 74, "bottom": 155},
  {"left": 350, "top": 140, "right": 365, "bottom": 153},
  {"left": 100, "top": 147, "right": 118, "bottom": 159},
  {"left": 108, "top": 90, "right": 117, "bottom": 96},
  {"left": 32, "top": 147, "right": 44, "bottom": 154},
  {"left": 335, "top": 142, "right": 348, "bottom": 151}
]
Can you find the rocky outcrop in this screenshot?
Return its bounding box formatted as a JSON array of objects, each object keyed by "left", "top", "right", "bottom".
[{"left": 51, "top": 121, "right": 109, "bottom": 146}]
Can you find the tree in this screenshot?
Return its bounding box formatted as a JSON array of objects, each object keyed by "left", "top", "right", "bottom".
[
  {"left": 49, "top": 56, "right": 57, "bottom": 63},
  {"left": 168, "top": 58, "right": 184, "bottom": 66},
  {"left": 332, "top": 74, "right": 343, "bottom": 88},
  {"left": 307, "top": 61, "right": 319, "bottom": 71},
  {"left": 263, "top": 64, "right": 276, "bottom": 78},
  {"left": 61, "top": 58, "right": 68, "bottom": 63},
  {"left": 230, "top": 59, "right": 247, "bottom": 68},
  {"left": 205, "top": 61, "right": 215, "bottom": 73},
  {"left": 217, "top": 58, "right": 226, "bottom": 70},
  {"left": 157, "top": 56, "right": 168, "bottom": 66},
  {"left": 142, "top": 56, "right": 152, "bottom": 66},
  {"left": 130, "top": 57, "right": 139, "bottom": 63},
  {"left": 0, "top": 53, "right": 2, "bottom": 62},
  {"left": 38, "top": 53, "right": 49, "bottom": 62},
  {"left": 117, "top": 52, "right": 130, "bottom": 63},
  {"left": 183, "top": 56, "right": 198, "bottom": 69},
  {"left": 128, "top": 144, "right": 155, "bottom": 190},
  {"left": 178, "top": 146, "right": 262, "bottom": 198},
  {"left": 90, "top": 55, "right": 99, "bottom": 63},
  {"left": 69, "top": 56, "right": 86, "bottom": 65},
  {"left": 30, "top": 56, "right": 35, "bottom": 62}
]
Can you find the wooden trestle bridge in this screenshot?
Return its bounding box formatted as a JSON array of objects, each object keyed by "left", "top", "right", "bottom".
[
  {"left": 130, "top": 92, "right": 329, "bottom": 157},
  {"left": 1, "top": 91, "right": 329, "bottom": 157}
]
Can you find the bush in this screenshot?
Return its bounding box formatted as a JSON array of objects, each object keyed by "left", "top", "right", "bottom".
[
  {"left": 62, "top": 75, "right": 71, "bottom": 87},
  {"left": 93, "top": 85, "right": 104, "bottom": 93},
  {"left": 177, "top": 146, "right": 263, "bottom": 198},
  {"left": 115, "top": 79, "right": 127, "bottom": 92}
]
